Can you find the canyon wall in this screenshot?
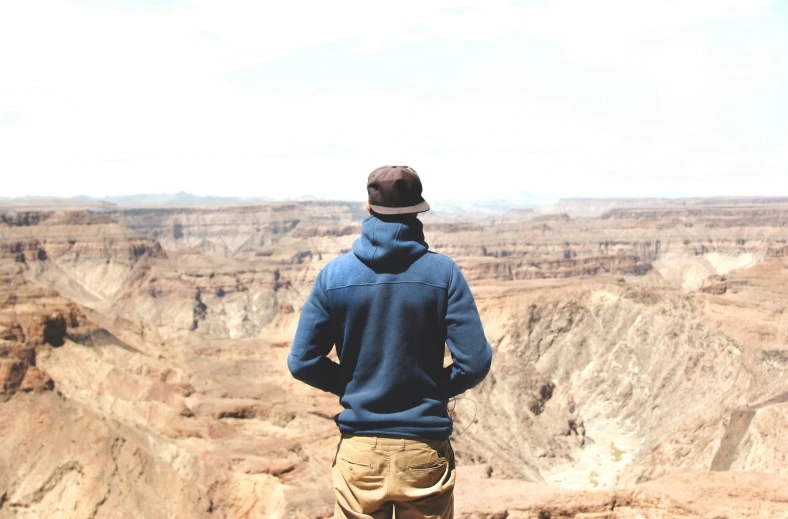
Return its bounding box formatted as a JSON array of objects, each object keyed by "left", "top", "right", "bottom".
[{"left": 1, "top": 200, "right": 787, "bottom": 518}]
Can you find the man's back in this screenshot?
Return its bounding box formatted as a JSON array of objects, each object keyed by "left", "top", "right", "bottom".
[{"left": 288, "top": 214, "right": 491, "bottom": 439}]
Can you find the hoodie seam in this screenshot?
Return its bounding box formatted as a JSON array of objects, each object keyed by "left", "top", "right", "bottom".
[
  {"left": 370, "top": 218, "right": 378, "bottom": 264},
  {"left": 326, "top": 281, "right": 446, "bottom": 291},
  {"left": 393, "top": 223, "right": 403, "bottom": 259}
]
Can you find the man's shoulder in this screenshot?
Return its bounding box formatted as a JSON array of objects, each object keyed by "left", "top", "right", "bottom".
[
  {"left": 420, "top": 250, "right": 458, "bottom": 270},
  {"left": 316, "top": 251, "right": 360, "bottom": 279},
  {"left": 324, "top": 250, "right": 358, "bottom": 268}
]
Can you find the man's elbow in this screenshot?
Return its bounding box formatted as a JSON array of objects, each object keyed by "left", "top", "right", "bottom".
[
  {"left": 287, "top": 353, "right": 309, "bottom": 381},
  {"left": 474, "top": 342, "right": 493, "bottom": 380},
  {"left": 464, "top": 342, "right": 493, "bottom": 383}
]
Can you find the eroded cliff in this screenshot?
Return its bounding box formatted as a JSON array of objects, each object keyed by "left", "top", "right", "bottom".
[{"left": 1, "top": 200, "right": 787, "bottom": 518}]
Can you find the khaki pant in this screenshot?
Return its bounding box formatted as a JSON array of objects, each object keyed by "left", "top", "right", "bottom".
[{"left": 332, "top": 435, "right": 456, "bottom": 519}]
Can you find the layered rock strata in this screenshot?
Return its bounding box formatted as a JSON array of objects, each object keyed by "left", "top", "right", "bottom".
[{"left": 1, "top": 200, "right": 787, "bottom": 518}]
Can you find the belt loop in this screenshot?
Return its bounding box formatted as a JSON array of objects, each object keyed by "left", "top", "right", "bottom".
[
  {"left": 372, "top": 437, "right": 377, "bottom": 450},
  {"left": 400, "top": 438, "right": 406, "bottom": 451}
]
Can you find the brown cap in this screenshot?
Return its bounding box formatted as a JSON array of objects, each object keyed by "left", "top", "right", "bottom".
[{"left": 367, "top": 165, "right": 430, "bottom": 215}]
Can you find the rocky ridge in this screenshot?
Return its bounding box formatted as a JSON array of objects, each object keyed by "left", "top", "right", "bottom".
[{"left": 0, "top": 199, "right": 787, "bottom": 518}]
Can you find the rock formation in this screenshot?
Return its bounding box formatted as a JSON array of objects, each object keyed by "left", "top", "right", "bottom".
[{"left": 0, "top": 199, "right": 787, "bottom": 518}]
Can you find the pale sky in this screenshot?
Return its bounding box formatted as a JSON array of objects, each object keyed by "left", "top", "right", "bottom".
[{"left": 1, "top": 0, "right": 786, "bottom": 202}]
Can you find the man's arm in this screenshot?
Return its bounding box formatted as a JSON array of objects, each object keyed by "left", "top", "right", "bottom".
[
  {"left": 287, "top": 271, "right": 342, "bottom": 396},
  {"left": 442, "top": 262, "right": 493, "bottom": 398}
]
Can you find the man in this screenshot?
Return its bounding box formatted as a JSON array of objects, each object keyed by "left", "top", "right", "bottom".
[{"left": 288, "top": 165, "right": 492, "bottom": 519}]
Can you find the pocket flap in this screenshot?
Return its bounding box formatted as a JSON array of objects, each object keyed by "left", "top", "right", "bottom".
[
  {"left": 408, "top": 458, "right": 447, "bottom": 471},
  {"left": 340, "top": 456, "right": 371, "bottom": 469}
]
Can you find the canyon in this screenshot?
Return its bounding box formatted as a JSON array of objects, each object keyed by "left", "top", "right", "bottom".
[{"left": 1, "top": 198, "right": 787, "bottom": 518}]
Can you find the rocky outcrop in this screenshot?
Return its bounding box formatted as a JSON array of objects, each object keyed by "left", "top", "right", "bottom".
[
  {"left": 455, "top": 470, "right": 788, "bottom": 518},
  {"left": 458, "top": 255, "right": 652, "bottom": 282},
  {"left": 1, "top": 199, "right": 788, "bottom": 518},
  {"left": 0, "top": 238, "right": 47, "bottom": 263},
  {"left": 105, "top": 202, "right": 364, "bottom": 258},
  {"left": 602, "top": 203, "right": 788, "bottom": 224},
  {"left": 1, "top": 210, "right": 167, "bottom": 307},
  {"left": 699, "top": 274, "right": 727, "bottom": 294},
  {"left": 0, "top": 271, "right": 91, "bottom": 401}
]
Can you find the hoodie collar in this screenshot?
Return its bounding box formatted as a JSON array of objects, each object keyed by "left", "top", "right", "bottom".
[{"left": 352, "top": 215, "right": 429, "bottom": 268}]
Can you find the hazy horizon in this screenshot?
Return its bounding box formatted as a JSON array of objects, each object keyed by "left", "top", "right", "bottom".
[{"left": 3, "top": 191, "right": 788, "bottom": 211}]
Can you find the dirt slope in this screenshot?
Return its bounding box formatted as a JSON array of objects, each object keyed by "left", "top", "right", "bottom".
[{"left": 1, "top": 201, "right": 787, "bottom": 518}]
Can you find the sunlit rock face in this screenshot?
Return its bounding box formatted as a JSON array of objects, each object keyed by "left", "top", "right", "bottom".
[{"left": 1, "top": 199, "right": 787, "bottom": 518}]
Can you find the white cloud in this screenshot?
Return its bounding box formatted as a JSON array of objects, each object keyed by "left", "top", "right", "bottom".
[{"left": 0, "top": 0, "right": 785, "bottom": 199}]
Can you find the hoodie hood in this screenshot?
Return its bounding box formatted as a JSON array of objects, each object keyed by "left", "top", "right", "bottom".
[{"left": 352, "top": 215, "right": 429, "bottom": 269}]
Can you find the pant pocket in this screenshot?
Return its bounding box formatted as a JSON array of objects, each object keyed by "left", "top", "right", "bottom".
[
  {"left": 401, "top": 443, "right": 451, "bottom": 490},
  {"left": 336, "top": 443, "right": 384, "bottom": 491},
  {"left": 339, "top": 455, "right": 373, "bottom": 480}
]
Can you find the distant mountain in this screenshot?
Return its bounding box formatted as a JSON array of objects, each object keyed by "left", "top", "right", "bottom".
[
  {"left": 1, "top": 191, "right": 555, "bottom": 216},
  {"left": 7, "top": 192, "right": 780, "bottom": 216},
  {"left": 0, "top": 192, "right": 276, "bottom": 207},
  {"left": 536, "top": 196, "right": 788, "bottom": 218},
  {"left": 427, "top": 192, "right": 556, "bottom": 220},
  {"left": 101, "top": 191, "right": 273, "bottom": 206}
]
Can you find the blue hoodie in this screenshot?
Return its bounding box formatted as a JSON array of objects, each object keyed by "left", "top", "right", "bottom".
[{"left": 287, "top": 215, "right": 492, "bottom": 439}]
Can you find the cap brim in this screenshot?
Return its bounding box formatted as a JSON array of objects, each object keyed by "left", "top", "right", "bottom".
[{"left": 369, "top": 200, "right": 430, "bottom": 215}]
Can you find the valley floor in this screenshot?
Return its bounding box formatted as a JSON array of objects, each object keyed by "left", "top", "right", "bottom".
[{"left": 1, "top": 200, "right": 787, "bottom": 517}]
